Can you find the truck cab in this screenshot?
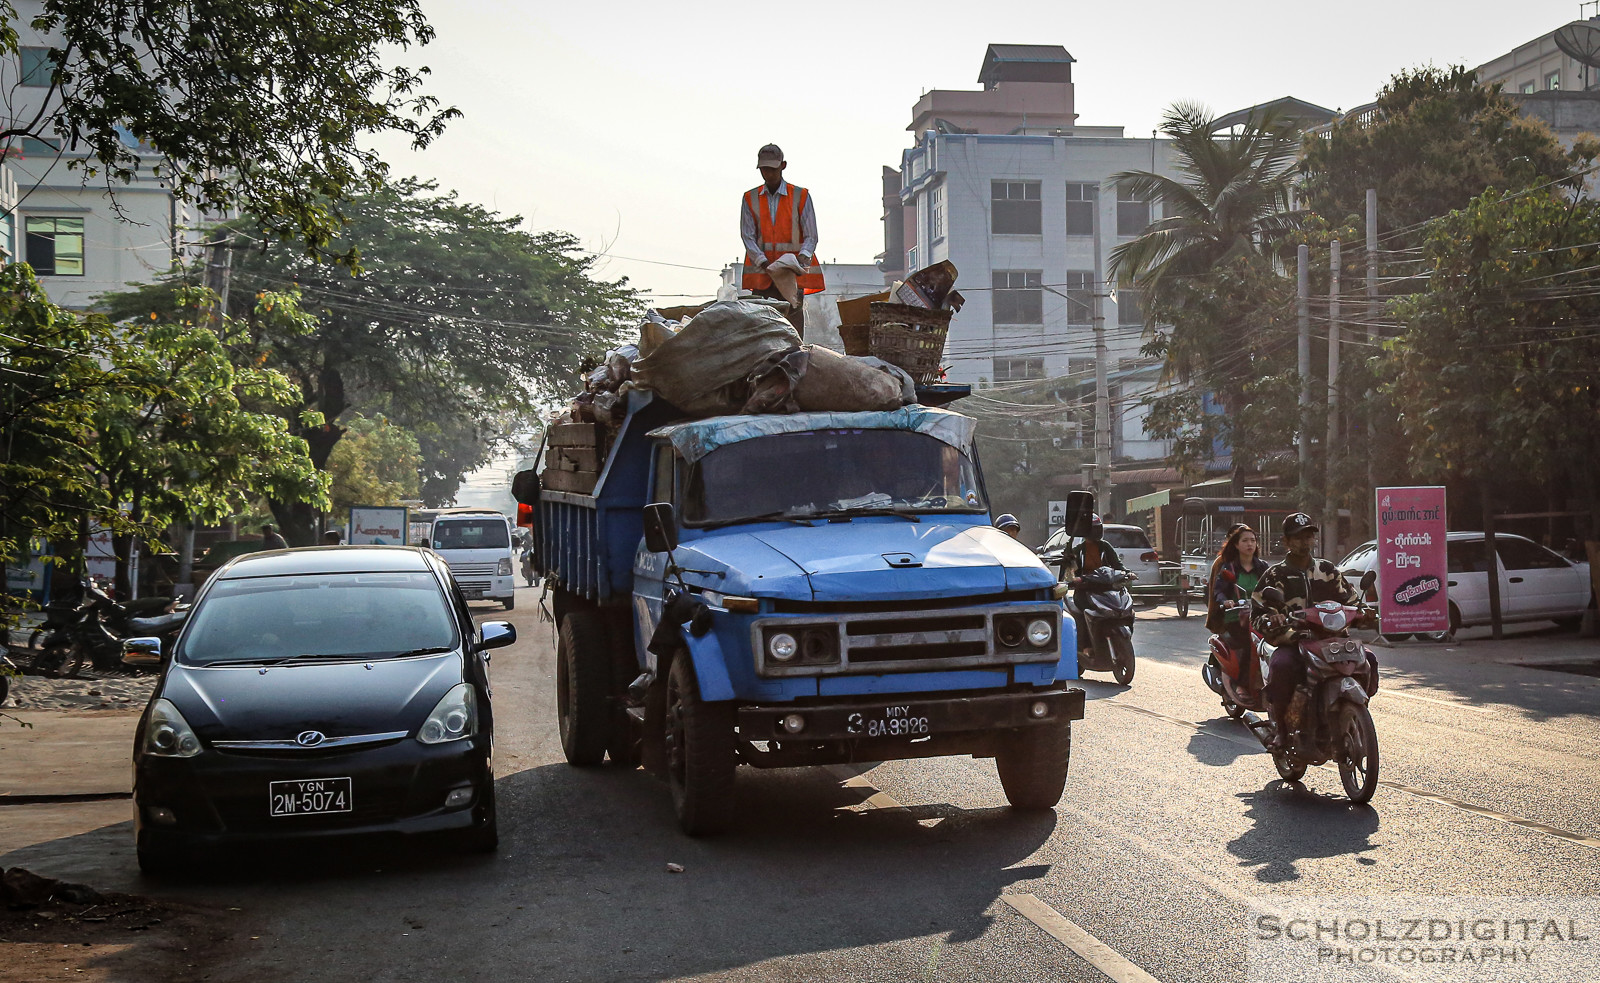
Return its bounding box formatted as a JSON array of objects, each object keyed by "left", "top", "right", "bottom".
[{"left": 523, "top": 392, "right": 1084, "bottom": 835}]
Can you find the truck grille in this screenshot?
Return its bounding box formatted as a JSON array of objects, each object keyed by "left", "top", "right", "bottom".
[
  {"left": 844, "top": 614, "right": 988, "bottom": 663},
  {"left": 753, "top": 605, "right": 1061, "bottom": 676},
  {"left": 457, "top": 580, "right": 492, "bottom": 592},
  {"left": 450, "top": 562, "right": 499, "bottom": 577}
]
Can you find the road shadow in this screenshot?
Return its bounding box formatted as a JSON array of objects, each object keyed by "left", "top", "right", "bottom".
[
  {"left": 2, "top": 759, "right": 1065, "bottom": 982},
  {"left": 1226, "top": 781, "right": 1382, "bottom": 884},
  {"left": 1185, "top": 719, "right": 1269, "bottom": 768}
]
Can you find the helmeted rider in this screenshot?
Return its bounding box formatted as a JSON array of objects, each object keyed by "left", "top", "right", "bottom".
[
  {"left": 994, "top": 513, "right": 1022, "bottom": 540},
  {"left": 1250, "top": 512, "right": 1375, "bottom": 748},
  {"left": 1066, "top": 514, "right": 1128, "bottom": 650}
]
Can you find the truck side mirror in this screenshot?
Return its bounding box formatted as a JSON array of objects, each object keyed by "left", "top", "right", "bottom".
[{"left": 643, "top": 502, "right": 679, "bottom": 554}]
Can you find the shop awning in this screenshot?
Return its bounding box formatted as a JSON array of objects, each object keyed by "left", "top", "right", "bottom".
[{"left": 1125, "top": 489, "right": 1170, "bottom": 515}]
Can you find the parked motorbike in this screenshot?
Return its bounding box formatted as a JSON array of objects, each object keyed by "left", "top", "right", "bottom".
[
  {"left": 1066, "top": 567, "right": 1137, "bottom": 684},
  {"left": 0, "top": 651, "right": 17, "bottom": 704},
  {"left": 1208, "top": 573, "right": 1382, "bottom": 803},
  {"left": 38, "top": 581, "right": 186, "bottom": 676}
]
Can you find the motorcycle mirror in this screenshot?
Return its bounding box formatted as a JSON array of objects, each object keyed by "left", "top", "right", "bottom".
[
  {"left": 1359, "top": 569, "right": 1377, "bottom": 591},
  {"left": 1260, "top": 586, "right": 1285, "bottom": 607}
]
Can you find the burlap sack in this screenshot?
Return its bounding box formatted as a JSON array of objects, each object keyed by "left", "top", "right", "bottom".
[
  {"left": 632, "top": 301, "right": 801, "bottom": 416},
  {"left": 792, "top": 346, "right": 904, "bottom": 412}
]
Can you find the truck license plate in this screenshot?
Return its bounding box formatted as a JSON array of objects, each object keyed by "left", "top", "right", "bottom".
[
  {"left": 845, "top": 705, "right": 931, "bottom": 738},
  {"left": 462, "top": 589, "right": 483, "bottom": 600},
  {"left": 269, "top": 777, "right": 352, "bottom": 817}
]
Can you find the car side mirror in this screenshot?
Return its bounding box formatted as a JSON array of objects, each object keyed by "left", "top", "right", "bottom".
[
  {"left": 479, "top": 622, "right": 516, "bottom": 650},
  {"left": 122, "top": 636, "right": 162, "bottom": 667},
  {"left": 1260, "top": 586, "right": 1285, "bottom": 607},
  {"left": 643, "top": 502, "right": 678, "bottom": 554}
]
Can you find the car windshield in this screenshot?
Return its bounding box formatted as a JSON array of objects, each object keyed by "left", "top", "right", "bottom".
[
  {"left": 681, "top": 429, "right": 986, "bottom": 526},
  {"left": 178, "top": 572, "right": 457, "bottom": 665},
  {"left": 431, "top": 518, "right": 509, "bottom": 550},
  {"left": 1104, "top": 527, "right": 1152, "bottom": 550}
]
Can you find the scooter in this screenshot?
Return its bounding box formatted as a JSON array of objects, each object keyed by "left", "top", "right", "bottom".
[
  {"left": 1218, "top": 575, "right": 1383, "bottom": 803},
  {"left": 41, "top": 581, "right": 187, "bottom": 675},
  {"left": 1201, "top": 599, "right": 1271, "bottom": 720},
  {"left": 1066, "top": 567, "right": 1138, "bottom": 684}
]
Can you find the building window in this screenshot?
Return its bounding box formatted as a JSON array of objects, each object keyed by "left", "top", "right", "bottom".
[
  {"left": 19, "top": 47, "right": 53, "bottom": 88},
  {"left": 992, "top": 180, "right": 1041, "bottom": 235},
  {"left": 1065, "top": 271, "right": 1093, "bottom": 325},
  {"left": 1546, "top": 71, "right": 1561, "bottom": 91},
  {"left": 993, "top": 357, "right": 1045, "bottom": 382},
  {"left": 906, "top": 245, "right": 918, "bottom": 273},
  {"left": 1066, "top": 183, "right": 1097, "bottom": 236},
  {"left": 1117, "top": 182, "right": 1152, "bottom": 237},
  {"left": 1520, "top": 81, "right": 1536, "bottom": 94},
  {"left": 24, "top": 216, "right": 84, "bottom": 276},
  {"left": 930, "top": 185, "right": 946, "bottom": 242},
  {"left": 992, "top": 270, "right": 1043, "bottom": 324},
  {"left": 1117, "top": 287, "right": 1144, "bottom": 326}
]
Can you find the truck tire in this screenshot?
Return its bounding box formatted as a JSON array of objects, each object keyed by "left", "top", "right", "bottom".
[
  {"left": 996, "top": 721, "right": 1071, "bottom": 811},
  {"left": 557, "top": 611, "right": 610, "bottom": 767},
  {"left": 665, "top": 655, "right": 737, "bottom": 836},
  {"left": 605, "top": 612, "right": 641, "bottom": 768}
]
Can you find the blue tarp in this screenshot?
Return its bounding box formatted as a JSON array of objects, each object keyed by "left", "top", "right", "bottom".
[{"left": 648, "top": 406, "right": 977, "bottom": 463}]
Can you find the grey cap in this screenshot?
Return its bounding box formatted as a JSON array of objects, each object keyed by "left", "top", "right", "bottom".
[{"left": 757, "top": 144, "right": 784, "bottom": 167}]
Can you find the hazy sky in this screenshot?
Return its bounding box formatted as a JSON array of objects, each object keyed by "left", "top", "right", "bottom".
[{"left": 368, "top": 1, "right": 1583, "bottom": 305}]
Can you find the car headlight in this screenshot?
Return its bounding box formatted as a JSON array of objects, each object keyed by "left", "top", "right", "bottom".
[
  {"left": 418, "top": 683, "right": 477, "bottom": 744},
  {"left": 1026, "top": 618, "right": 1054, "bottom": 647},
  {"left": 142, "top": 699, "right": 202, "bottom": 758},
  {"left": 497, "top": 557, "right": 513, "bottom": 576},
  {"left": 768, "top": 632, "right": 798, "bottom": 662}
]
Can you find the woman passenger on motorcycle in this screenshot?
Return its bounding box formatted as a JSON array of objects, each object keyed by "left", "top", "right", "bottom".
[{"left": 1208, "top": 525, "right": 1269, "bottom": 692}]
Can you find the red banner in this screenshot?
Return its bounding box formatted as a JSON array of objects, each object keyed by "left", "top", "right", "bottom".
[{"left": 1374, "top": 487, "right": 1449, "bottom": 633}]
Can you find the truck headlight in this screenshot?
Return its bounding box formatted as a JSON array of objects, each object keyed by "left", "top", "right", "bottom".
[
  {"left": 497, "top": 557, "right": 513, "bottom": 576},
  {"left": 768, "top": 632, "right": 798, "bottom": 662},
  {"left": 995, "top": 616, "right": 1025, "bottom": 648},
  {"left": 1026, "top": 619, "right": 1054, "bottom": 647}
]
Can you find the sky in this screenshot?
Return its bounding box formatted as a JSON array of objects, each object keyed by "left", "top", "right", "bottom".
[{"left": 367, "top": 0, "right": 1588, "bottom": 306}]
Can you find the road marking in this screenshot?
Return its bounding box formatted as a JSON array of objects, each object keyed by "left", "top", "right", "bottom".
[
  {"left": 827, "top": 764, "right": 906, "bottom": 811},
  {"left": 1100, "top": 699, "right": 1600, "bottom": 852},
  {"left": 1002, "top": 894, "right": 1163, "bottom": 983},
  {"left": 1383, "top": 688, "right": 1492, "bottom": 713}
]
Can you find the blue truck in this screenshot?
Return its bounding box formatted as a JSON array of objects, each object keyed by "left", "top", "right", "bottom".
[{"left": 516, "top": 388, "right": 1085, "bottom": 835}]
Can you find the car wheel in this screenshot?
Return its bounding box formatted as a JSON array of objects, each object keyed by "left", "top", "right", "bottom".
[
  {"left": 665, "top": 655, "right": 736, "bottom": 836},
  {"left": 1381, "top": 633, "right": 1412, "bottom": 643},
  {"left": 502, "top": 595, "right": 515, "bottom": 611},
  {"left": 557, "top": 611, "right": 610, "bottom": 767},
  {"left": 996, "top": 721, "right": 1071, "bottom": 810}
]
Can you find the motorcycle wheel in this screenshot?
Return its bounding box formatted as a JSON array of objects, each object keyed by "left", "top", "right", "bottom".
[
  {"left": 1224, "top": 699, "right": 1245, "bottom": 720},
  {"left": 1273, "top": 751, "right": 1307, "bottom": 782},
  {"left": 1337, "top": 704, "right": 1381, "bottom": 803},
  {"left": 1109, "top": 633, "right": 1135, "bottom": 685}
]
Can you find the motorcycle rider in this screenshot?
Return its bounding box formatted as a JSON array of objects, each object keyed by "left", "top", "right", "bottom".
[
  {"left": 994, "top": 514, "right": 1022, "bottom": 540},
  {"left": 1251, "top": 512, "right": 1374, "bottom": 748},
  {"left": 1209, "top": 524, "right": 1270, "bottom": 694},
  {"left": 1066, "top": 514, "right": 1127, "bottom": 650}
]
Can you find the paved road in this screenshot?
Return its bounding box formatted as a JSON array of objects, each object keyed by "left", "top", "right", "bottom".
[{"left": 6, "top": 588, "right": 1599, "bottom": 982}]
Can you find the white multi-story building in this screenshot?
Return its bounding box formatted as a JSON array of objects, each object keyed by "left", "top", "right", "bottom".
[
  {"left": 1, "top": 3, "right": 208, "bottom": 308},
  {"left": 883, "top": 44, "right": 1183, "bottom": 461}
]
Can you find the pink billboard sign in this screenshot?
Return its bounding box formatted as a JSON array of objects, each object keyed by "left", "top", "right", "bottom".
[{"left": 1375, "top": 487, "right": 1449, "bottom": 633}]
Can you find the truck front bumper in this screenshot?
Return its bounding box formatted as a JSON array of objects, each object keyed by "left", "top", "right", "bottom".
[{"left": 736, "top": 686, "right": 1084, "bottom": 743}]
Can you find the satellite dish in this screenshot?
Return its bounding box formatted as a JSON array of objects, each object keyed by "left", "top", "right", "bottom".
[{"left": 1554, "top": 21, "right": 1600, "bottom": 68}]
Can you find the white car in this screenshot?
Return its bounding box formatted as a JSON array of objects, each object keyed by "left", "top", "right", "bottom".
[
  {"left": 1337, "top": 532, "right": 1593, "bottom": 636},
  {"left": 426, "top": 509, "right": 518, "bottom": 610},
  {"left": 1039, "top": 522, "right": 1162, "bottom": 593}
]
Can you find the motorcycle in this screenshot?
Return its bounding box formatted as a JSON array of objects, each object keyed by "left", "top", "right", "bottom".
[
  {"left": 1208, "top": 574, "right": 1382, "bottom": 803},
  {"left": 39, "top": 581, "right": 187, "bottom": 676},
  {"left": 1065, "top": 566, "right": 1138, "bottom": 685},
  {"left": 521, "top": 546, "right": 538, "bottom": 588}
]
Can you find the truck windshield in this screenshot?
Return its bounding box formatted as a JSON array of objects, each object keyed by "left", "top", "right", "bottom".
[{"left": 681, "top": 429, "right": 986, "bottom": 526}]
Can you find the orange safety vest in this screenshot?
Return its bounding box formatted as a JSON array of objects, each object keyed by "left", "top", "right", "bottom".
[{"left": 742, "top": 184, "right": 825, "bottom": 293}]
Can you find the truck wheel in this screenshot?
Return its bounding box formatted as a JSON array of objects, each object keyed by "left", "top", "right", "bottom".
[
  {"left": 665, "top": 655, "right": 736, "bottom": 836},
  {"left": 996, "top": 721, "right": 1071, "bottom": 810},
  {"left": 557, "top": 611, "right": 610, "bottom": 767}
]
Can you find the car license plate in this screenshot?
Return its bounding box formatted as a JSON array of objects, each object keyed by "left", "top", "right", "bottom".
[
  {"left": 269, "top": 777, "right": 352, "bottom": 817},
  {"left": 845, "top": 705, "right": 932, "bottom": 739}
]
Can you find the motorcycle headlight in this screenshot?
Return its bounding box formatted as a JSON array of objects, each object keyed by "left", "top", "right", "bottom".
[
  {"left": 1026, "top": 619, "right": 1054, "bottom": 647},
  {"left": 497, "top": 557, "right": 513, "bottom": 576},
  {"left": 418, "top": 683, "right": 477, "bottom": 744},
  {"left": 142, "top": 699, "right": 202, "bottom": 758},
  {"left": 1321, "top": 609, "right": 1347, "bottom": 631}
]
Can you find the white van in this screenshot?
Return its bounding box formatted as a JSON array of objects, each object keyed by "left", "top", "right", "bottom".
[{"left": 427, "top": 509, "right": 517, "bottom": 609}]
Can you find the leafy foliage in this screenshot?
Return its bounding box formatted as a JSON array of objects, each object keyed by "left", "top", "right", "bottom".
[
  {"left": 0, "top": 0, "right": 455, "bottom": 261},
  {"left": 326, "top": 414, "right": 422, "bottom": 517}
]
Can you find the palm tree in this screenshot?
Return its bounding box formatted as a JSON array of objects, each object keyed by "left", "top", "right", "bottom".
[{"left": 1108, "top": 101, "right": 1306, "bottom": 301}]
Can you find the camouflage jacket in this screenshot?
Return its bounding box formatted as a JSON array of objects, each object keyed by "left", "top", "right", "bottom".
[{"left": 1250, "top": 557, "right": 1360, "bottom": 644}]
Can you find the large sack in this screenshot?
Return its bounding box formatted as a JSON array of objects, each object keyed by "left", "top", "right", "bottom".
[
  {"left": 792, "top": 346, "right": 904, "bottom": 412},
  {"left": 633, "top": 301, "right": 800, "bottom": 416}
]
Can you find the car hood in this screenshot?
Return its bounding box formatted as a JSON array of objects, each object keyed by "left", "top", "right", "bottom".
[
  {"left": 162, "top": 653, "right": 464, "bottom": 743},
  {"left": 745, "top": 519, "right": 1054, "bottom": 602}
]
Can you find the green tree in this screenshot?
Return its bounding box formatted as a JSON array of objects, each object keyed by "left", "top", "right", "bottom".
[
  {"left": 326, "top": 414, "right": 422, "bottom": 517},
  {"left": 0, "top": 0, "right": 455, "bottom": 261},
  {"left": 1387, "top": 189, "right": 1600, "bottom": 521},
  {"left": 86, "top": 288, "right": 330, "bottom": 594}
]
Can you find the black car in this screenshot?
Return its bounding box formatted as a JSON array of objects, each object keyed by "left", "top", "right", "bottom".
[{"left": 128, "top": 546, "right": 514, "bottom": 875}]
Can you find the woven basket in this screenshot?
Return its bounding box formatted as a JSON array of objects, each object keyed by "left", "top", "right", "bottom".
[{"left": 863, "top": 302, "right": 951, "bottom": 383}]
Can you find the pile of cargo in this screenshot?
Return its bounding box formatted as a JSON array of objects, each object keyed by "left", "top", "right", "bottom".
[{"left": 837, "top": 261, "right": 964, "bottom": 385}]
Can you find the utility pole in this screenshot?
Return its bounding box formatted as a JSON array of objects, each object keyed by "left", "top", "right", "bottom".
[
  {"left": 1364, "top": 190, "right": 1379, "bottom": 538},
  {"left": 1091, "top": 181, "right": 1111, "bottom": 511},
  {"left": 1297, "top": 244, "right": 1311, "bottom": 475},
  {"left": 177, "top": 232, "right": 235, "bottom": 599},
  {"left": 1325, "top": 239, "right": 1341, "bottom": 553}
]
